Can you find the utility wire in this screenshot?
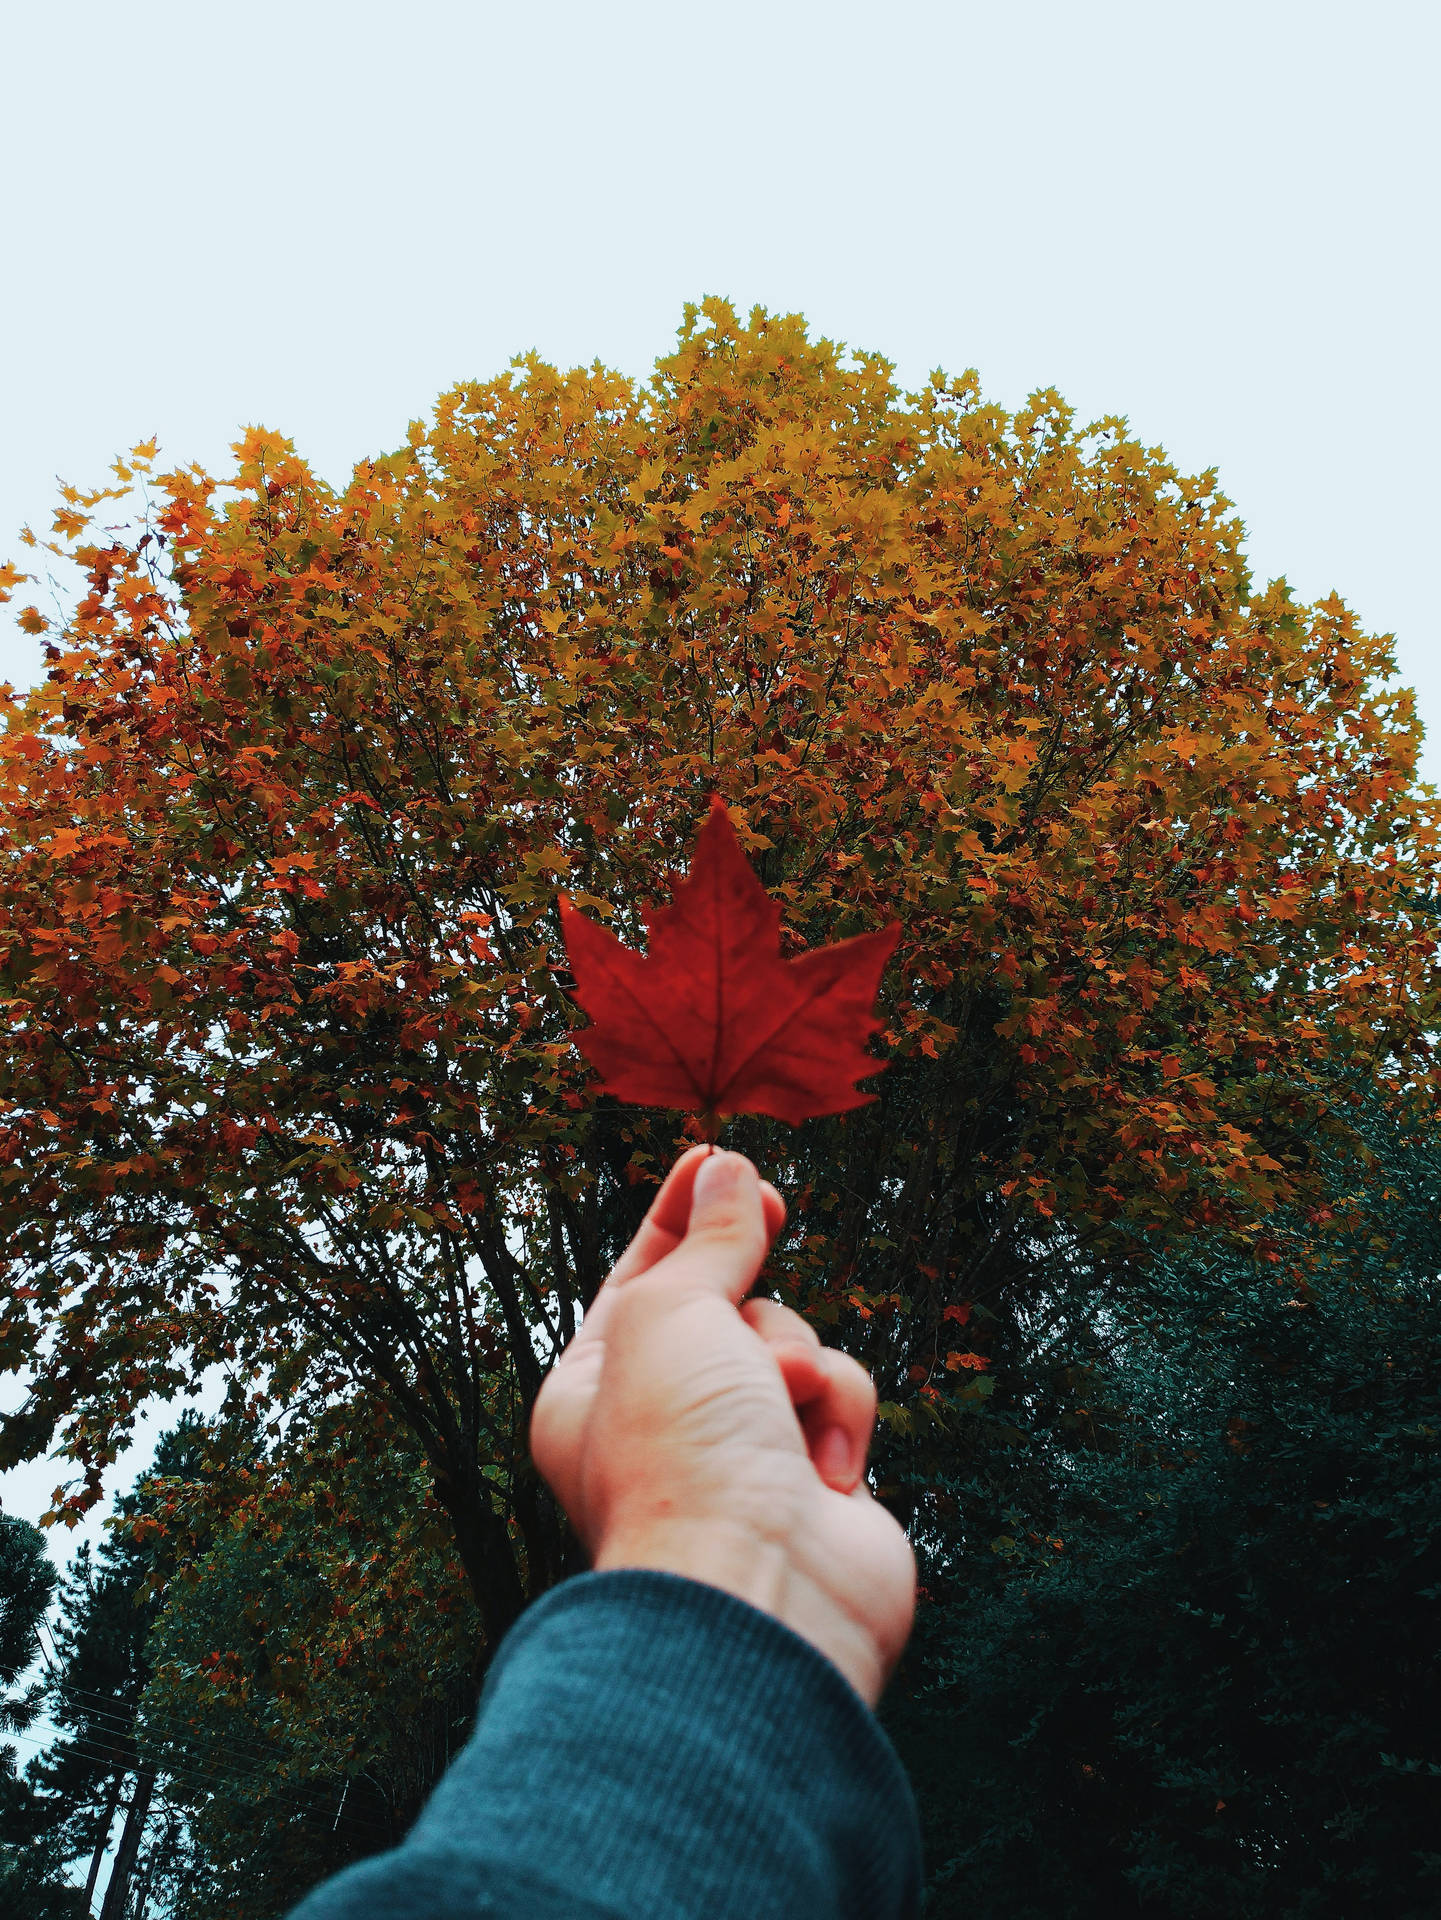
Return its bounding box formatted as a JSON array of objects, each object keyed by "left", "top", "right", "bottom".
[
  {"left": 15, "top": 1729, "right": 349, "bottom": 1836},
  {"left": 47, "top": 1681, "right": 329, "bottom": 1775},
  {"left": 8, "top": 1726, "right": 344, "bottom": 1920},
  {"left": 43, "top": 1681, "right": 450, "bottom": 1823},
  {"left": 26, "top": 1629, "right": 469, "bottom": 1851},
  {"left": 6, "top": 1724, "right": 372, "bottom": 1839},
  {"left": 47, "top": 1673, "right": 474, "bottom": 1791}
]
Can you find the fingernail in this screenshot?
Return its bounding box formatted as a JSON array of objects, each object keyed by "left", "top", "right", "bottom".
[
  {"left": 814, "top": 1424, "right": 855, "bottom": 1488},
  {"left": 693, "top": 1150, "right": 745, "bottom": 1205}
]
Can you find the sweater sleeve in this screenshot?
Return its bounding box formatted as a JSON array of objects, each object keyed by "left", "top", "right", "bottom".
[{"left": 286, "top": 1569, "right": 923, "bottom": 1920}]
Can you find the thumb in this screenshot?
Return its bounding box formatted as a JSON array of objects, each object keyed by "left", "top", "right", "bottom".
[{"left": 670, "top": 1150, "right": 769, "bottom": 1302}]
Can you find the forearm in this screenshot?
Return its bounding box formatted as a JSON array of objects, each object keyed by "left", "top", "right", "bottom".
[{"left": 287, "top": 1572, "right": 922, "bottom": 1920}]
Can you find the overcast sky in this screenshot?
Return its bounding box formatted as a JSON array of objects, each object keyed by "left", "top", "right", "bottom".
[{"left": 2, "top": 0, "right": 1437, "bottom": 1541}]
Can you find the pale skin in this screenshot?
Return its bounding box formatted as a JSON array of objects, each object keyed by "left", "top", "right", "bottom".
[{"left": 530, "top": 1145, "right": 917, "bottom": 1707}]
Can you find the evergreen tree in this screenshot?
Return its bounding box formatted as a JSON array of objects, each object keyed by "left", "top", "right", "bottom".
[
  {"left": 892, "top": 1102, "right": 1441, "bottom": 1917},
  {"left": 0, "top": 1513, "right": 53, "bottom": 1720},
  {"left": 3, "top": 1408, "right": 478, "bottom": 1920},
  {"left": 33, "top": 1536, "right": 151, "bottom": 1904},
  {"left": 0, "top": 1516, "right": 84, "bottom": 1918},
  {"left": 21, "top": 1422, "right": 211, "bottom": 1917},
  {"left": 138, "top": 1401, "right": 479, "bottom": 1920}
]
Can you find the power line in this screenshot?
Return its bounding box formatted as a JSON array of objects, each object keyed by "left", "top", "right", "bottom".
[
  {"left": 44, "top": 1715, "right": 339, "bottom": 1815},
  {"left": 5, "top": 1724, "right": 372, "bottom": 1839},
  {"left": 21, "top": 1632, "right": 472, "bottom": 1858},
  {"left": 7, "top": 1726, "right": 359, "bottom": 1920},
  {"left": 46, "top": 1673, "right": 475, "bottom": 1789},
  {"left": 13, "top": 1728, "right": 344, "bottom": 1832},
  {"left": 43, "top": 1680, "right": 466, "bottom": 1818},
  {"left": 8, "top": 1725, "right": 214, "bottom": 1827},
  {"left": 48, "top": 1681, "right": 318, "bottom": 1775}
]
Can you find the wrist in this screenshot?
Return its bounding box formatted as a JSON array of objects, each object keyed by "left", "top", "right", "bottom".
[{"left": 592, "top": 1514, "right": 888, "bottom": 1706}]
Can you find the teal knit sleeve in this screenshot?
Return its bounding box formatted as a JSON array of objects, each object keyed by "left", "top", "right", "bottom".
[{"left": 287, "top": 1569, "right": 922, "bottom": 1920}]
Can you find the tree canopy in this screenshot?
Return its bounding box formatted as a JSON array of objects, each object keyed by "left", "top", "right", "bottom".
[
  {"left": 137, "top": 1401, "right": 479, "bottom": 1915},
  {"left": 0, "top": 1516, "right": 53, "bottom": 1702},
  {"left": 1, "top": 300, "right": 1437, "bottom": 1664},
  {"left": 892, "top": 1098, "right": 1441, "bottom": 1918}
]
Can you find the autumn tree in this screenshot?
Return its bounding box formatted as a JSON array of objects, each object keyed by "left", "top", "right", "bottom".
[{"left": 1, "top": 300, "right": 1436, "bottom": 1649}]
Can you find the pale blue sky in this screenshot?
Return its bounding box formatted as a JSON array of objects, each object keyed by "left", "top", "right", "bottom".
[{"left": 1, "top": 0, "right": 1437, "bottom": 1538}]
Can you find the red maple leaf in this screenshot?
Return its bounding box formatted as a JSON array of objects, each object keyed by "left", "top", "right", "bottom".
[{"left": 558, "top": 798, "right": 900, "bottom": 1127}]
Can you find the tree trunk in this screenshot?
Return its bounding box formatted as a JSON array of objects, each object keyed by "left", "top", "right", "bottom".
[
  {"left": 130, "top": 1810, "right": 177, "bottom": 1919},
  {"left": 99, "top": 1761, "right": 156, "bottom": 1920},
  {"left": 431, "top": 1469, "right": 529, "bottom": 1651},
  {"left": 84, "top": 1773, "right": 123, "bottom": 1904},
  {"left": 510, "top": 1463, "right": 578, "bottom": 1595}
]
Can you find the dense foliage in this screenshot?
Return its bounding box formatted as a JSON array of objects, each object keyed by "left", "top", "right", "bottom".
[
  {"left": 2, "top": 306, "right": 1439, "bottom": 1912},
  {"left": 0, "top": 1516, "right": 81, "bottom": 1919},
  {"left": 138, "top": 1404, "right": 479, "bottom": 1917},
  {"left": 2, "top": 302, "right": 1436, "bottom": 1654},
  {"left": 891, "top": 1105, "right": 1441, "bottom": 1917},
  {"left": 2, "top": 1413, "right": 475, "bottom": 1915},
  {"left": 8, "top": 1426, "right": 207, "bottom": 1918},
  {"left": 0, "top": 1514, "right": 53, "bottom": 1705}
]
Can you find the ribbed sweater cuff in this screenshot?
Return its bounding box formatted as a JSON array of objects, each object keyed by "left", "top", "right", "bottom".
[{"left": 414, "top": 1569, "right": 922, "bottom": 1919}]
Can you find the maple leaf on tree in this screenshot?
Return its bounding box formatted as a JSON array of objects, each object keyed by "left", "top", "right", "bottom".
[{"left": 558, "top": 797, "right": 900, "bottom": 1130}]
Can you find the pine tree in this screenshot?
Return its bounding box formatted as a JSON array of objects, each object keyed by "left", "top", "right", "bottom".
[
  {"left": 0, "top": 1516, "right": 84, "bottom": 1918},
  {"left": 23, "top": 1422, "right": 210, "bottom": 1917},
  {"left": 892, "top": 1097, "right": 1441, "bottom": 1918}
]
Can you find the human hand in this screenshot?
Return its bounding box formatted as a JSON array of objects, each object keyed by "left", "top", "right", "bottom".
[{"left": 530, "top": 1146, "right": 916, "bottom": 1706}]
